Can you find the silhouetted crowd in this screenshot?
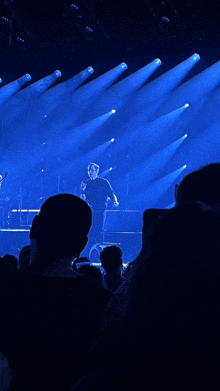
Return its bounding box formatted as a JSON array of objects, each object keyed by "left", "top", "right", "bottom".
[{"left": 1, "top": 163, "right": 220, "bottom": 390}]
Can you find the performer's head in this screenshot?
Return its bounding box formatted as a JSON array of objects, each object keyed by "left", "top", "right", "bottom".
[{"left": 88, "top": 162, "right": 99, "bottom": 180}]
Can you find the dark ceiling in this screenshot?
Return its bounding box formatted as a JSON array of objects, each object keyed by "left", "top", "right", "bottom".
[{"left": 1, "top": 0, "right": 220, "bottom": 60}]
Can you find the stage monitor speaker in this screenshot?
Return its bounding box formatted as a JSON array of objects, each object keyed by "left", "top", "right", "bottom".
[{"left": 104, "top": 210, "right": 143, "bottom": 233}]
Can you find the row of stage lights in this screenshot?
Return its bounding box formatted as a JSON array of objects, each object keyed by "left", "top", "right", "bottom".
[
  {"left": 0, "top": 54, "right": 200, "bottom": 86},
  {"left": 0, "top": 63, "right": 117, "bottom": 85}
]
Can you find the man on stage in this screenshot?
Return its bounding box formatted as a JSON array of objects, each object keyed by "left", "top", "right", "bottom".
[{"left": 81, "top": 163, "right": 119, "bottom": 252}]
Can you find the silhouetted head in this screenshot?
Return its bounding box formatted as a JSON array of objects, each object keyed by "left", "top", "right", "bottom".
[
  {"left": 77, "top": 264, "right": 102, "bottom": 284},
  {"left": 0, "top": 254, "right": 18, "bottom": 273},
  {"left": 18, "top": 245, "right": 31, "bottom": 270},
  {"left": 29, "top": 194, "right": 92, "bottom": 261},
  {"left": 175, "top": 163, "right": 220, "bottom": 205},
  {"left": 100, "top": 245, "right": 123, "bottom": 274},
  {"left": 137, "top": 201, "right": 220, "bottom": 286}
]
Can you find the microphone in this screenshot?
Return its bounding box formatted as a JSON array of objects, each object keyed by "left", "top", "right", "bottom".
[{"left": 81, "top": 181, "right": 87, "bottom": 191}]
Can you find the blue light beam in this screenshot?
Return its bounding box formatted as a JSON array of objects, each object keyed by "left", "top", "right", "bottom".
[
  {"left": 127, "top": 134, "right": 188, "bottom": 189},
  {"left": 135, "top": 165, "right": 187, "bottom": 210},
  {"left": 1, "top": 72, "right": 63, "bottom": 124},
  {"left": 25, "top": 70, "right": 62, "bottom": 94},
  {"left": 114, "top": 104, "right": 190, "bottom": 163},
  {"left": 60, "top": 138, "right": 115, "bottom": 178},
  {"left": 178, "top": 119, "right": 220, "bottom": 169},
  {"left": 53, "top": 63, "right": 128, "bottom": 128},
  {"left": 160, "top": 59, "right": 220, "bottom": 115},
  {"left": 112, "top": 58, "right": 162, "bottom": 94},
  {"left": 85, "top": 139, "right": 115, "bottom": 161},
  {"left": 37, "top": 66, "right": 95, "bottom": 116},
  {"left": 124, "top": 54, "right": 200, "bottom": 126},
  {"left": 149, "top": 104, "right": 190, "bottom": 130},
  {"left": 99, "top": 167, "right": 113, "bottom": 177},
  {"left": 41, "top": 110, "right": 116, "bottom": 165},
  {"left": 2, "top": 105, "right": 115, "bottom": 180},
  {"left": 91, "top": 58, "right": 162, "bottom": 115},
  {"left": 0, "top": 74, "right": 31, "bottom": 105},
  {"left": 9, "top": 67, "right": 95, "bottom": 132}
]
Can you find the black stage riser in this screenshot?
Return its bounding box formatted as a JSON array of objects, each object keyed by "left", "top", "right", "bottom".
[{"left": 0, "top": 230, "right": 142, "bottom": 262}]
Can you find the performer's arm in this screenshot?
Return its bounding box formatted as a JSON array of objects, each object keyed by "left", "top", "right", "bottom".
[
  {"left": 80, "top": 193, "right": 86, "bottom": 201},
  {"left": 106, "top": 179, "right": 119, "bottom": 207},
  {"left": 80, "top": 181, "right": 87, "bottom": 201},
  {"left": 113, "top": 193, "right": 119, "bottom": 207}
]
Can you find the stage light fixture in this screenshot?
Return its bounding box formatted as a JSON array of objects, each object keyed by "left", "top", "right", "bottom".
[
  {"left": 0, "top": 78, "right": 2, "bottom": 84},
  {"left": 110, "top": 167, "right": 113, "bottom": 171},
  {"left": 185, "top": 103, "right": 189, "bottom": 107},
  {"left": 85, "top": 26, "right": 93, "bottom": 32},
  {"left": 71, "top": 4, "right": 79, "bottom": 10},
  {"left": 54, "top": 70, "right": 62, "bottom": 78},
  {"left": 162, "top": 16, "right": 170, "bottom": 22},
  {"left": 193, "top": 53, "right": 200, "bottom": 60},
  {"left": 155, "top": 58, "right": 162, "bottom": 65},
  {"left": 184, "top": 134, "right": 188, "bottom": 138},
  {"left": 87, "top": 66, "right": 94, "bottom": 73},
  {"left": 111, "top": 138, "right": 115, "bottom": 142},
  {"left": 183, "top": 164, "right": 187, "bottom": 169},
  {"left": 111, "top": 109, "right": 116, "bottom": 113},
  {"left": 24, "top": 74, "right": 31, "bottom": 81},
  {"left": 121, "top": 62, "right": 128, "bottom": 70}
]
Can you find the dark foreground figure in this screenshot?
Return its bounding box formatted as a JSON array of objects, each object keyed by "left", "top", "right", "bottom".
[
  {"left": 99, "top": 245, "right": 125, "bottom": 292},
  {"left": 0, "top": 194, "right": 111, "bottom": 391},
  {"left": 72, "top": 163, "right": 220, "bottom": 391}
]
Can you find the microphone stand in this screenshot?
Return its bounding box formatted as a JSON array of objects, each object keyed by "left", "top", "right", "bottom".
[{"left": 18, "top": 188, "right": 23, "bottom": 227}]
